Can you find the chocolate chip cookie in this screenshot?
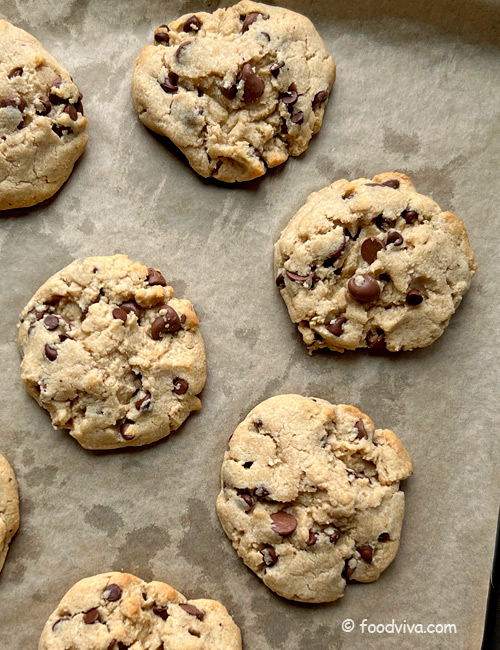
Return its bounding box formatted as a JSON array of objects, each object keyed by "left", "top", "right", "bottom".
[
  {"left": 18, "top": 255, "right": 206, "bottom": 450},
  {"left": 0, "top": 452, "right": 19, "bottom": 573},
  {"left": 132, "top": 1, "right": 335, "bottom": 182},
  {"left": 38, "top": 572, "right": 242, "bottom": 649},
  {"left": 274, "top": 172, "right": 476, "bottom": 352},
  {"left": 0, "top": 20, "right": 88, "bottom": 210},
  {"left": 216, "top": 395, "right": 413, "bottom": 602}
]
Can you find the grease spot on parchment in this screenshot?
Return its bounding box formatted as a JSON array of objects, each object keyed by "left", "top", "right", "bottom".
[{"left": 84, "top": 504, "right": 124, "bottom": 536}]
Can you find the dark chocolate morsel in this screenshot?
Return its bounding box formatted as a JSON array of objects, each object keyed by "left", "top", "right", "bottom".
[
  {"left": 83, "top": 608, "right": 100, "bottom": 624},
  {"left": 242, "top": 12, "right": 261, "bottom": 32},
  {"left": 361, "top": 237, "right": 386, "bottom": 264},
  {"left": 120, "top": 420, "right": 135, "bottom": 440},
  {"left": 154, "top": 31, "right": 170, "bottom": 44},
  {"left": 285, "top": 270, "right": 315, "bottom": 283},
  {"left": 153, "top": 604, "right": 169, "bottom": 620},
  {"left": 402, "top": 209, "right": 418, "bottom": 224},
  {"left": 270, "top": 61, "right": 285, "bottom": 77},
  {"left": 176, "top": 40, "right": 193, "bottom": 60},
  {"left": 147, "top": 268, "right": 167, "bottom": 286},
  {"left": 238, "top": 62, "right": 265, "bottom": 103},
  {"left": 347, "top": 275, "right": 381, "bottom": 302},
  {"left": 135, "top": 391, "right": 151, "bottom": 410},
  {"left": 63, "top": 103, "right": 78, "bottom": 120},
  {"left": 220, "top": 83, "right": 237, "bottom": 99},
  {"left": 313, "top": 90, "right": 328, "bottom": 106},
  {"left": 291, "top": 111, "right": 304, "bottom": 124},
  {"left": 45, "top": 344, "right": 58, "bottom": 361},
  {"left": 271, "top": 511, "right": 297, "bottom": 536},
  {"left": 275, "top": 273, "right": 285, "bottom": 288},
  {"left": 52, "top": 616, "right": 70, "bottom": 632},
  {"left": 44, "top": 315, "right": 59, "bottom": 330},
  {"left": 160, "top": 73, "right": 179, "bottom": 94},
  {"left": 357, "top": 545, "right": 373, "bottom": 563},
  {"left": 261, "top": 545, "right": 277, "bottom": 566},
  {"left": 36, "top": 98, "right": 52, "bottom": 115},
  {"left": 119, "top": 301, "right": 141, "bottom": 318},
  {"left": 387, "top": 231, "right": 404, "bottom": 246},
  {"left": 326, "top": 316, "right": 347, "bottom": 337},
  {"left": 183, "top": 15, "right": 201, "bottom": 32},
  {"left": 378, "top": 532, "right": 391, "bottom": 542},
  {"left": 104, "top": 584, "right": 122, "bottom": 602},
  {"left": 280, "top": 87, "right": 298, "bottom": 107},
  {"left": 8, "top": 67, "right": 23, "bottom": 78},
  {"left": 355, "top": 419, "right": 367, "bottom": 439},
  {"left": 173, "top": 377, "right": 189, "bottom": 395},
  {"left": 306, "top": 531, "right": 318, "bottom": 546},
  {"left": 179, "top": 603, "right": 205, "bottom": 620},
  {"left": 112, "top": 307, "right": 128, "bottom": 322},
  {"left": 406, "top": 289, "right": 423, "bottom": 305}
]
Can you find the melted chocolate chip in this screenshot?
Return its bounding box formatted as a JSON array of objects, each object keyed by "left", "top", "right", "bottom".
[
  {"left": 176, "top": 40, "right": 192, "bottom": 60},
  {"left": 153, "top": 604, "right": 169, "bottom": 620},
  {"left": 238, "top": 491, "right": 254, "bottom": 509},
  {"left": 361, "top": 237, "right": 386, "bottom": 264},
  {"left": 357, "top": 545, "right": 373, "bottom": 563},
  {"left": 254, "top": 485, "right": 269, "bottom": 497},
  {"left": 52, "top": 616, "right": 70, "bottom": 632},
  {"left": 326, "top": 316, "right": 347, "bottom": 337},
  {"left": 154, "top": 31, "right": 170, "bottom": 44},
  {"left": 8, "top": 67, "right": 23, "bottom": 78},
  {"left": 45, "top": 344, "right": 57, "bottom": 361},
  {"left": 325, "top": 527, "right": 341, "bottom": 544},
  {"left": 347, "top": 275, "right": 381, "bottom": 302},
  {"left": 172, "top": 377, "right": 189, "bottom": 395},
  {"left": 355, "top": 419, "right": 367, "bottom": 439},
  {"left": 63, "top": 104, "right": 78, "bottom": 120},
  {"left": 36, "top": 98, "right": 52, "bottom": 115},
  {"left": 135, "top": 391, "right": 151, "bottom": 410},
  {"left": 345, "top": 561, "right": 355, "bottom": 580},
  {"left": 402, "top": 209, "right": 418, "bottom": 224},
  {"left": 183, "top": 15, "right": 201, "bottom": 31},
  {"left": 280, "top": 87, "right": 298, "bottom": 107},
  {"left": 242, "top": 12, "right": 261, "bottom": 32},
  {"left": 147, "top": 268, "right": 167, "bottom": 286},
  {"left": 367, "top": 329, "right": 386, "bottom": 349},
  {"left": 52, "top": 124, "right": 73, "bottom": 137},
  {"left": 112, "top": 307, "right": 128, "bottom": 322},
  {"left": 238, "top": 62, "right": 265, "bottom": 102},
  {"left": 120, "top": 420, "right": 135, "bottom": 440},
  {"left": 151, "top": 305, "right": 181, "bottom": 340},
  {"left": 291, "top": 111, "right": 304, "bottom": 124},
  {"left": 366, "top": 179, "right": 400, "bottom": 189},
  {"left": 306, "top": 530, "right": 318, "bottom": 546},
  {"left": 261, "top": 545, "right": 277, "bottom": 566},
  {"left": 179, "top": 603, "right": 205, "bottom": 620},
  {"left": 378, "top": 532, "right": 391, "bottom": 542},
  {"left": 387, "top": 231, "right": 404, "bottom": 246},
  {"left": 83, "top": 608, "right": 100, "bottom": 624},
  {"left": 119, "top": 301, "right": 141, "bottom": 318},
  {"left": 0, "top": 94, "right": 26, "bottom": 111},
  {"left": 104, "top": 584, "right": 122, "bottom": 602},
  {"left": 285, "top": 270, "right": 315, "bottom": 283},
  {"left": 270, "top": 61, "right": 285, "bottom": 77},
  {"left": 160, "top": 73, "right": 179, "bottom": 94},
  {"left": 323, "top": 235, "right": 346, "bottom": 267},
  {"left": 406, "top": 289, "right": 423, "bottom": 305},
  {"left": 221, "top": 83, "right": 237, "bottom": 99},
  {"left": 271, "top": 511, "right": 297, "bottom": 536},
  {"left": 275, "top": 273, "right": 285, "bottom": 288},
  {"left": 44, "top": 314, "right": 59, "bottom": 330},
  {"left": 313, "top": 90, "right": 329, "bottom": 106}
]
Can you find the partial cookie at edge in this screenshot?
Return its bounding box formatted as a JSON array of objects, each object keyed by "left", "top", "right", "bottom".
[{"left": 0, "top": 452, "right": 20, "bottom": 573}]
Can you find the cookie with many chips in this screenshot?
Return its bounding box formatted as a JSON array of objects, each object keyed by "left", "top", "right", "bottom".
[{"left": 0, "top": 452, "right": 19, "bottom": 573}]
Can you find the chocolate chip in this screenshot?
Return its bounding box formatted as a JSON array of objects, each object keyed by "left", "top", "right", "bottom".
[
  {"left": 75, "top": 99, "right": 84, "bottom": 115},
  {"left": 176, "top": 40, "right": 192, "bottom": 60},
  {"left": 243, "top": 461, "right": 253, "bottom": 468},
  {"left": 83, "top": 608, "right": 100, "bottom": 624},
  {"left": 154, "top": 31, "right": 170, "bottom": 44},
  {"left": 147, "top": 268, "right": 167, "bottom": 286},
  {"left": 0, "top": 94, "right": 26, "bottom": 111},
  {"left": 323, "top": 235, "right": 346, "bottom": 266},
  {"left": 366, "top": 180, "right": 400, "bottom": 189},
  {"left": 104, "top": 584, "right": 122, "bottom": 602},
  {"left": 117, "top": 643, "right": 129, "bottom": 650},
  {"left": 291, "top": 111, "right": 304, "bottom": 124},
  {"left": 36, "top": 98, "right": 52, "bottom": 115},
  {"left": 160, "top": 73, "right": 179, "bottom": 94},
  {"left": 275, "top": 273, "right": 285, "bottom": 288},
  {"left": 375, "top": 214, "right": 397, "bottom": 232},
  {"left": 45, "top": 344, "right": 57, "bottom": 361},
  {"left": 62, "top": 103, "right": 78, "bottom": 121},
  {"left": 153, "top": 604, "right": 169, "bottom": 620},
  {"left": 254, "top": 485, "right": 269, "bottom": 497},
  {"left": 379, "top": 273, "right": 391, "bottom": 282},
  {"left": 183, "top": 15, "right": 201, "bottom": 32},
  {"left": 52, "top": 616, "right": 70, "bottom": 631},
  {"left": 270, "top": 61, "right": 285, "bottom": 77},
  {"left": 260, "top": 31, "right": 270, "bottom": 40},
  {"left": 285, "top": 270, "right": 315, "bottom": 283},
  {"left": 120, "top": 420, "right": 135, "bottom": 440},
  {"left": 378, "top": 532, "right": 391, "bottom": 542},
  {"left": 325, "top": 527, "right": 341, "bottom": 544},
  {"left": 348, "top": 274, "right": 381, "bottom": 302},
  {"left": 280, "top": 87, "right": 298, "bottom": 107},
  {"left": 179, "top": 603, "right": 205, "bottom": 620},
  {"left": 306, "top": 531, "right": 317, "bottom": 546},
  {"left": 387, "top": 231, "right": 404, "bottom": 246},
  {"left": 313, "top": 90, "right": 328, "bottom": 106},
  {"left": 180, "top": 313, "right": 187, "bottom": 325},
  {"left": 8, "top": 66, "right": 23, "bottom": 78},
  {"left": 238, "top": 62, "right": 265, "bottom": 102},
  {"left": 271, "top": 511, "right": 297, "bottom": 536},
  {"left": 357, "top": 545, "right": 373, "bottom": 563},
  {"left": 242, "top": 12, "right": 261, "bottom": 32},
  {"left": 345, "top": 561, "right": 355, "bottom": 580},
  {"left": 52, "top": 124, "right": 72, "bottom": 137},
  {"left": 216, "top": 81, "right": 236, "bottom": 101},
  {"left": 402, "top": 209, "right": 418, "bottom": 224},
  {"left": 151, "top": 305, "right": 181, "bottom": 340},
  {"left": 43, "top": 315, "right": 59, "bottom": 330},
  {"left": 361, "top": 237, "right": 386, "bottom": 264},
  {"left": 171, "top": 377, "right": 189, "bottom": 396},
  {"left": 406, "top": 289, "right": 423, "bottom": 305},
  {"left": 261, "top": 545, "right": 277, "bottom": 566},
  {"left": 355, "top": 419, "right": 367, "bottom": 439},
  {"left": 59, "top": 333, "right": 72, "bottom": 342},
  {"left": 326, "top": 316, "right": 347, "bottom": 337},
  {"left": 367, "top": 329, "right": 386, "bottom": 349},
  {"left": 238, "top": 491, "right": 254, "bottom": 509},
  {"left": 112, "top": 307, "right": 128, "bottom": 322},
  {"left": 135, "top": 391, "right": 151, "bottom": 410},
  {"left": 119, "top": 301, "right": 141, "bottom": 318}
]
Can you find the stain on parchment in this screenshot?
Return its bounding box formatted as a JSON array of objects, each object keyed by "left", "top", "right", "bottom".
[
  {"left": 84, "top": 504, "right": 124, "bottom": 536},
  {"left": 113, "top": 524, "right": 169, "bottom": 580}
]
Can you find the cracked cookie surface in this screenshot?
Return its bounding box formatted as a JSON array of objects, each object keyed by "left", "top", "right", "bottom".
[
  {"left": 18, "top": 255, "right": 206, "bottom": 450},
  {"left": 0, "top": 452, "right": 19, "bottom": 573},
  {"left": 38, "top": 571, "right": 242, "bottom": 650},
  {"left": 274, "top": 172, "right": 477, "bottom": 352},
  {"left": 216, "top": 394, "right": 413, "bottom": 602},
  {"left": 0, "top": 20, "right": 88, "bottom": 210},
  {"left": 132, "top": 1, "right": 335, "bottom": 183}
]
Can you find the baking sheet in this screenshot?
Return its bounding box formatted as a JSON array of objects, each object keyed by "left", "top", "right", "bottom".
[{"left": 1, "top": 1, "right": 499, "bottom": 648}]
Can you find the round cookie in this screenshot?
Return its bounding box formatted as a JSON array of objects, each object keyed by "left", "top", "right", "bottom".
[
  {"left": 132, "top": 1, "right": 335, "bottom": 183},
  {"left": 18, "top": 255, "right": 206, "bottom": 450},
  {"left": 274, "top": 172, "right": 476, "bottom": 353},
  {"left": 38, "top": 571, "right": 242, "bottom": 650},
  {"left": 216, "top": 394, "right": 413, "bottom": 603},
  {"left": 0, "top": 20, "right": 88, "bottom": 210},
  {"left": 0, "top": 452, "right": 19, "bottom": 573}
]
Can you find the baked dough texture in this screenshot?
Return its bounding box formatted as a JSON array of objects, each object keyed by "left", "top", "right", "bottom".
[
  {"left": 0, "top": 452, "right": 19, "bottom": 573},
  {"left": 38, "top": 572, "right": 242, "bottom": 650},
  {"left": 0, "top": 20, "right": 88, "bottom": 210},
  {"left": 216, "top": 394, "right": 413, "bottom": 602},
  {"left": 18, "top": 255, "right": 206, "bottom": 450},
  {"left": 132, "top": 1, "right": 335, "bottom": 182},
  {"left": 274, "top": 172, "right": 476, "bottom": 353}
]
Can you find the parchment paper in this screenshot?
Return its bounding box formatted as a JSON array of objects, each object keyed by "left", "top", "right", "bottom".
[{"left": 1, "top": 1, "right": 499, "bottom": 648}]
